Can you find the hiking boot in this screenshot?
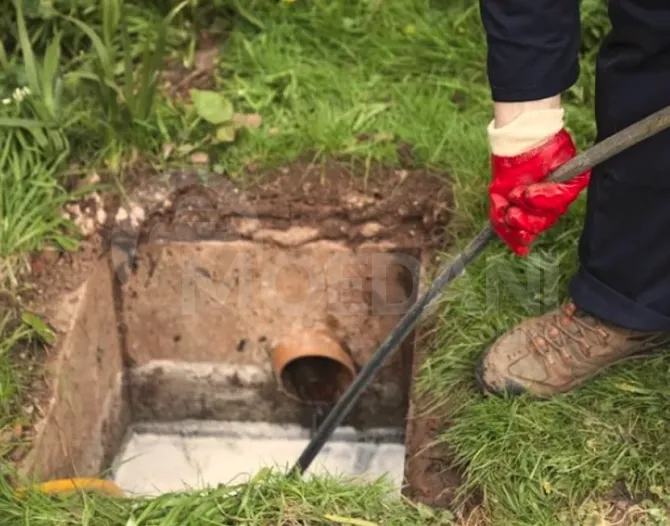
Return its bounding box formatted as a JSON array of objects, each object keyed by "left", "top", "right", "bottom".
[{"left": 476, "top": 300, "right": 670, "bottom": 398}]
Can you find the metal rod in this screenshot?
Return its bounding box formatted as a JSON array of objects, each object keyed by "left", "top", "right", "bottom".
[{"left": 289, "top": 104, "right": 670, "bottom": 478}]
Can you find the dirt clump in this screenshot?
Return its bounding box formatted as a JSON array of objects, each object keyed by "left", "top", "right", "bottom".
[
  {"left": 136, "top": 157, "right": 452, "bottom": 251},
  {"left": 161, "top": 30, "right": 222, "bottom": 100}
]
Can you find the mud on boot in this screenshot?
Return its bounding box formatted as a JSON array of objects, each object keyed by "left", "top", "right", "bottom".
[{"left": 476, "top": 300, "right": 670, "bottom": 398}]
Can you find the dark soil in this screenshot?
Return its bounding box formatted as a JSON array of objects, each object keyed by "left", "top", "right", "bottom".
[
  {"left": 134, "top": 157, "right": 452, "bottom": 248},
  {"left": 28, "top": 154, "right": 453, "bottom": 340},
  {"left": 0, "top": 340, "right": 50, "bottom": 469},
  {"left": 403, "top": 329, "right": 467, "bottom": 512},
  {"left": 29, "top": 233, "right": 107, "bottom": 310},
  {"left": 160, "top": 29, "right": 228, "bottom": 100},
  {"left": 404, "top": 409, "right": 463, "bottom": 509}
]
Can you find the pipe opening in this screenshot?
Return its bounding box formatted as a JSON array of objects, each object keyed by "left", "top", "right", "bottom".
[
  {"left": 272, "top": 330, "right": 356, "bottom": 407},
  {"left": 280, "top": 356, "right": 355, "bottom": 406}
]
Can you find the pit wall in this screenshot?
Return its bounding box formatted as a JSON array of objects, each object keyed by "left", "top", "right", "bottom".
[
  {"left": 20, "top": 259, "right": 130, "bottom": 481},
  {"left": 122, "top": 241, "right": 416, "bottom": 428},
  {"left": 21, "top": 239, "right": 421, "bottom": 483}
]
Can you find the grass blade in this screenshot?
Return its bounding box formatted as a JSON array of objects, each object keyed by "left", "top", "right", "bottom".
[
  {"left": 102, "top": 0, "right": 122, "bottom": 50},
  {"left": 136, "top": 23, "right": 166, "bottom": 120},
  {"left": 164, "top": 0, "right": 192, "bottom": 25},
  {"left": 0, "top": 118, "right": 49, "bottom": 129},
  {"left": 62, "top": 15, "right": 114, "bottom": 80},
  {"left": 0, "top": 40, "right": 8, "bottom": 70},
  {"left": 121, "top": 16, "right": 135, "bottom": 115},
  {"left": 42, "top": 31, "right": 62, "bottom": 119},
  {"left": 13, "top": 0, "right": 40, "bottom": 93}
]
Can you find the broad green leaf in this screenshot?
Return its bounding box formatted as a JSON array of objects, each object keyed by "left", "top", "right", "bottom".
[
  {"left": 22, "top": 312, "right": 56, "bottom": 346},
  {"left": 215, "top": 124, "right": 236, "bottom": 143},
  {"left": 190, "top": 89, "right": 233, "bottom": 124}
]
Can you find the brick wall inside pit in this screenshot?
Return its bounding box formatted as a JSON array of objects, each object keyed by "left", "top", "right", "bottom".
[{"left": 120, "top": 240, "right": 419, "bottom": 429}]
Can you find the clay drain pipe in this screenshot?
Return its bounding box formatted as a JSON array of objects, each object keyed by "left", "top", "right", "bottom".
[{"left": 272, "top": 330, "right": 356, "bottom": 408}]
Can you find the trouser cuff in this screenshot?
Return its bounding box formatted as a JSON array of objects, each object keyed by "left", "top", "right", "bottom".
[{"left": 570, "top": 266, "right": 670, "bottom": 332}]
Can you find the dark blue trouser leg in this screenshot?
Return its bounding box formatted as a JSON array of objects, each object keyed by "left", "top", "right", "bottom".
[
  {"left": 569, "top": 0, "right": 670, "bottom": 331},
  {"left": 480, "top": 0, "right": 581, "bottom": 101},
  {"left": 480, "top": 0, "right": 670, "bottom": 331}
]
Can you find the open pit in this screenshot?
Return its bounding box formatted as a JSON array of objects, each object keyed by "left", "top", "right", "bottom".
[{"left": 20, "top": 158, "right": 460, "bottom": 505}]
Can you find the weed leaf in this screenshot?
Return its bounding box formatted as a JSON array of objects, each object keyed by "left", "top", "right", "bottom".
[
  {"left": 190, "top": 89, "right": 233, "bottom": 124},
  {"left": 215, "top": 124, "right": 236, "bottom": 143},
  {"left": 21, "top": 312, "right": 56, "bottom": 346}
]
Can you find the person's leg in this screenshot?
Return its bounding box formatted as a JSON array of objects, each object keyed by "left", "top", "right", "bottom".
[
  {"left": 477, "top": 0, "right": 670, "bottom": 397},
  {"left": 569, "top": 0, "right": 670, "bottom": 331},
  {"left": 480, "top": 0, "right": 580, "bottom": 102}
]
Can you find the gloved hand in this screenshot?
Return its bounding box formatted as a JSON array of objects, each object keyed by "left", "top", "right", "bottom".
[{"left": 487, "top": 109, "right": 590, "bottom": 256}]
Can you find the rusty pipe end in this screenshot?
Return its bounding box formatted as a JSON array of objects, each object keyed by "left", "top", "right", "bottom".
[{"left": 271, "top": 329, "right": 356, "bottom": 406}]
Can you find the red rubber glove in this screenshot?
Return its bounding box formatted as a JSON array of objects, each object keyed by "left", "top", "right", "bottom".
[{"left": 488, "top": 129, "right": 590, "bottom": 256}]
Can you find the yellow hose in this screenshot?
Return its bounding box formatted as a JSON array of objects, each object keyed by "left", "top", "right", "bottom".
[{"left": 15, "top": 478, "right": 124, "bottom": 498}]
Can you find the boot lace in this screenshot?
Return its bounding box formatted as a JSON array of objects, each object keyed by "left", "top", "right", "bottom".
[{"left": 528, "top": 301, "right": 610, "bottom": 364}]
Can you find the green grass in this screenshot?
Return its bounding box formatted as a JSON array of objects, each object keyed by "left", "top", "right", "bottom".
[
  {"left": 1, "top": 469, "right": 456, "bottom": 525},
  {"left": 2, "top": 0, "right": 670, "bottom": 524}
]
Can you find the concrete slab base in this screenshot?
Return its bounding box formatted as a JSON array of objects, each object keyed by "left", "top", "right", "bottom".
[{"left": 111, "top": 421, "right": 405, "bottom": 496}]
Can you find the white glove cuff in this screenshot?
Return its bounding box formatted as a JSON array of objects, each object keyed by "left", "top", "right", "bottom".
[{"left": 487, "top": 108, "right": 565, "bottom": 157}]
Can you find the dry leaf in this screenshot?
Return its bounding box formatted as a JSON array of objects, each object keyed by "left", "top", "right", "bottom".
[
  {"left": 162, "top": 143, "right": 175, "bottom": 159},
  {"left": 0, "top": 428, "right": 13, "bottom": 443},
  {"left": 85, "top": 172, "right": 101, "bottom": 185},
  {"left": 615, "top": 382, "right": 649, "bottom": 394},
  {"left": 194, "top": 47, "right": 219, "bottom": 72},
  {"left": 233, "top": 112, "right": 262, "bottom": 129},
  {"left": 190, "top": 151, "right": 210, "bottom": 165},
  {"left": 322, "top": 515, "right": 378, "bottom": 526}
]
